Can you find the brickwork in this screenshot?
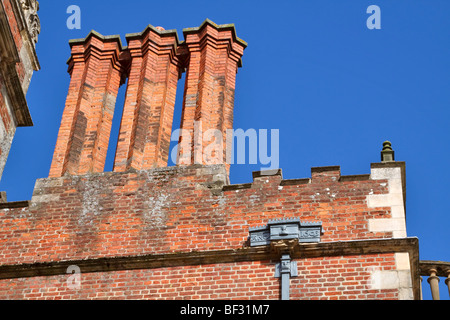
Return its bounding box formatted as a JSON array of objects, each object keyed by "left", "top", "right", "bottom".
[
  {"left": 0, "top": 161, "right": 414, "bottom": 299},
  {"left": 113, "top": 26, "right": 182, "bottom": 172},
  {"left": 49, "top": 21, "right": 246, "bottom": 177},
  {"left": 0, "top": 19, "right": 416, "bottom": 300},
  {"left": 0, "top": 255, "right": 401, "bottom": 300},
  {"left": 49, "top": 33, "right": 124, "bottom": 177},
  {"left": 0, "top": 165, "right": 394, "bottom": 264},
  {"left": 0, "top": 261, "right": 278, "bottom": 300},
  {"left": 177, "top": 21, "right": 247, "bottom": 171},
  {"left": 291, "top": 254, "right": 399, "bottom": 300}
]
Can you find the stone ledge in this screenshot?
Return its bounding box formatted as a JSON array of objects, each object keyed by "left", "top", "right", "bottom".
[
  {"left": 311, "top": 166, "right": 340, "bottom": 174},
  {"left": 339, "top": 174, "right": 371, "bottom": 182},
  {"left": 0, "top": 201, "right": 30, "bottom": 209},
  {"left": 222, "top": 183, "right": 252, "bottom": 191},
  {"left": 252, "top": 169, "right": 282, "bottom": 180},
  {"left": 280, "top": 178, "right": 311, "bottom": 186},
  {"left": 182, "top": 18, "right": 248, "bottom": 48}
]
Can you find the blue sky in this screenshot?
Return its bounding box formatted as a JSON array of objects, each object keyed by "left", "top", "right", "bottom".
[{"left": 1, "top": 0, "right": 449, "bottom": 299}]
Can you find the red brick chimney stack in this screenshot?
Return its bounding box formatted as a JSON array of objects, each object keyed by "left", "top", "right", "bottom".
[
  {"left": 49, "top": 20, "right": 246, "bottom": 178},
  {"left": 177, "top": 20, "right": 247, "bottom": 172},
  {"left": 49, "top": 32, "right": 124, "bottom": 177},
  {"left": 113, "top": 26, "right": 182, "bottom": 172}
]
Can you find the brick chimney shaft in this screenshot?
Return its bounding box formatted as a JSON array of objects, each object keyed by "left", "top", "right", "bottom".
[
  {"left": 49, "top": 21, "right": 246, "bottom": 178},
  {"left": 177, "top": 21, "right": 247, "bottom": 174},
  {"left": 49, "top": 33, "right": 124, "bottom": 177},
  {"left": 113, "top": 27, "right": 181, "bottom": 172}
]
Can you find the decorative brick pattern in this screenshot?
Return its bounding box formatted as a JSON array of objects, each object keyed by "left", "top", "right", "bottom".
[{"left": 50, "top": 21, "right": 247, "bottom": 177}]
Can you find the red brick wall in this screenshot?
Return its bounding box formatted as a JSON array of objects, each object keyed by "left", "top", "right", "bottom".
[
  {"left": 0, "top": 165, "right": 392, "bottom": 265},
  {"left": 0, "top": 254, "right": 398, "bottom": 300},
  {"left": 0, "top": 261, "right": 277, "bottom": 300},
  {"left": 291, "top": 254, "right": 398, "bottom": 300},
  {"left": 0, "top": 163, "right": 405, "bottom": 300}
]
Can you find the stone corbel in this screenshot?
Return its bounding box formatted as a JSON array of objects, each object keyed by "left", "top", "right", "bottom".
[{"left": 19, "top": 0, "right": 40, "bottom": 45}]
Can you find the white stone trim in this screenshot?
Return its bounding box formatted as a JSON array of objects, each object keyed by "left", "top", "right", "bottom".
[
  {"left": 367, "top": 166, "right": 412, "bottom": 299},
  {"left": 367, "top": 166, "right": 406, "bottom": 238}
]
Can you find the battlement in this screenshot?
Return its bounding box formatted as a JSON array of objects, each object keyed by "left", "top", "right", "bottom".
[{"left": 0, "top": 159, "right": 405, "bottom": 261}]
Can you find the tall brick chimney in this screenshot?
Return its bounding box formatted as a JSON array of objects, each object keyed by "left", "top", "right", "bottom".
[
  {"left": 177, "top": 20, "right": 247, "bottom": 172},
  {"left": 49, "top": 20, "right": 246, "bottom": 178},
  {"left": 113, "top": 26, "right": 182, "bottom": 172},
  {"left": 49, "top": 32, "right": 125, "bottom": 177}
]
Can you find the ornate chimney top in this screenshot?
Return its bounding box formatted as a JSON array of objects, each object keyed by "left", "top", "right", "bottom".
[{"left": 381, "top": 141, "right": 395, "bottom": 162}]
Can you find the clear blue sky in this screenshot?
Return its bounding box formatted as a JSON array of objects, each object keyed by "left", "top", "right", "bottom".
[{"left": 1, "top": 0, "right": 449, "bottom": 299}]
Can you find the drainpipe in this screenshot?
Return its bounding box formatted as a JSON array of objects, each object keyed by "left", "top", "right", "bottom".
[{"left": 275, "top": 254, "right": 298, "bottom": 300}]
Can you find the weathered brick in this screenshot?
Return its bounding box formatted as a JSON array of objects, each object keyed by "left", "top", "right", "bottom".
[{"left": 0, "top": 20, "right": 414, "bottom": 301}]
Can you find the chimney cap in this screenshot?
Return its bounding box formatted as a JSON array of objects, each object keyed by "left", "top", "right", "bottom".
[
  {"left": 125, "top": 24, "right": 180, "bottom": 45},
  {"left": 68, "top": 30, "right": 124, "bottom": 50},
  {"left": 183, "top": 18, "right": 248, "bottom": 48}
]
